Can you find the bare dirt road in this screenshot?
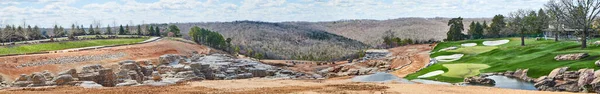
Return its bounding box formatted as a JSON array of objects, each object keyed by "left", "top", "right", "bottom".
[
  {"left": 1, "top": 78, "right": 571, "bottom": 94},
  {"left": 0, "top": 39, "right": 210, "bottom": 81}
]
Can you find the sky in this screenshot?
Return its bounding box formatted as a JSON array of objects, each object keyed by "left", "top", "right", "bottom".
[{"left": 0, "top": 0, "right": 550, "bottom": 28}]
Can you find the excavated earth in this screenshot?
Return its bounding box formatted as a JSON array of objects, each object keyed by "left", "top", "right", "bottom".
[{"left": 0, "top": 39, "right": 210, "bottom": 81}]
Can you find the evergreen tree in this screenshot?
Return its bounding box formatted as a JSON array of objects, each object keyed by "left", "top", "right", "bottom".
[
  {"left": 95, "top": 25, "right": 100, "bottom": 35},
  {"left": 119, "top": 25, "right": 125, "bottom": 35},
  {"left": 446, "top": 17, "right": 466, "bottom": 41},
  {"left": 125, "top": 25, "right": 130, "bottom": 35},
  {"left": 474, "top": 22, "right": 484, "bottom": 39},
  {"left": 137, "top": 25, "right": 142, "bottom": 36},
  {"left": 89, "top": 24, "right": 95, "bottom": 35},
  {"left": 53, "top": 25, "right": 62, "bottom": 37},
  {"left": 148, "top": 26, "right": 154, "bottom": 36},
  {"left": 489, "top": 15, "right": 506, "bottom": 37},
  {"left": 167, "top": 25, "right": 180, "bottom": 37},
  {"left": 468, "top": 21, "right": 476, "bottom": 39},
  {"left": 106, "top": 25, "right": 113, "bottom": 35},
  {"left": 155, "top": 26, "right": 160, "bottom": 36}
]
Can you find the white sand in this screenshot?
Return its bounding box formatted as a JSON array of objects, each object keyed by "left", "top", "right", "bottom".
[
  {"left": 439, "top": 47, "right": 457, "bottom": 51},
  {"left": 417, "top": 70, "right": 445, "bottom": 78},
  {"left": 434, "top": 54, "right": 464, "bottom": 62},
  {"left": 461, "top": 43, "right": 477, "bottom": 47},
  {"left": 483, "top": 40, "right": 509, "bottom": 46}
]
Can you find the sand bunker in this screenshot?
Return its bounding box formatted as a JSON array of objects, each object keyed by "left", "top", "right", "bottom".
[
  {"left": 483, "top": 40, "right": 509, "bottom": 46},
  {"left": 434, "top": 54, "right": 464, "bottom": 62},
  {"left": 439, "top": 47, "right": 458, "bottom": 51},
  {"left": 352, "top": 72, "right": 413, "bottom": 83},
  {"left": 417, "top": 70, "right": 444, "bottom": 78},
  {"left": 461, "top": 43, "right": 477, "bottom": 47}
]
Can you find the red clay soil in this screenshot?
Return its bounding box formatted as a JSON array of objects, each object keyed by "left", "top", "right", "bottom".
[
  {"left": 0, "top": 40, "right": 210, "bottom": 81},
  {"left": 389, "top": 44, "right": 434, "bottom": 77}
]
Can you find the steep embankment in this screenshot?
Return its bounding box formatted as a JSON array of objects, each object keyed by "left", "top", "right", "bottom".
[{"left": 406, "top": 38, "right": 600, "bottom": 83}]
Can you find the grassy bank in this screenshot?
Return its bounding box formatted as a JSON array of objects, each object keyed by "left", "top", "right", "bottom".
[
  {"left": 0, "top": 38, "right": 149, "bottom": 55},
  {"left": 406, "top": 38, "right": 600, "bottom": 83}
]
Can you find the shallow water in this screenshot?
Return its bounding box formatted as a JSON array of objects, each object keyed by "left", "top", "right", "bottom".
[{"left": 482, "top": 75, "right": 536, "bottom": 90}]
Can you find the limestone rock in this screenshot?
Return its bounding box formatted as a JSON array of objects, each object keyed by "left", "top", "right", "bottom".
[
  {"left": 464, "top": 77, "right": 495, "bottom": 85},
  {"left": 174, "top": 71, "right": 203, "bottom": 81},
  {"left": 78, "top": 81, "right": 103, "bottom": 88},
  {"left": 549, "top": 67, "right": 569, "bottom": 78},
  {"left": 15, "top": 74, "right": 29, "bottom": 82},
  {"left": 116, "top": 80, "right": 139, "bottom": 87},
  {"left": 97, "top": 69, "right": 116, "bottom": 87},
  {"left": 29, "top": 72, "right": 46, "bottom": 85},
  {"left": 58, "top": 69, "right": 78, "bottom": 78},
  {"left": 554, "top": 53, "right": 589, "bottom": 61},
  {"left": 41, "top": 70, "right": 54, "bottom": 81},
  {"left": 159, "top": 54, "right": 181, "bottom": 65},
  {"left": 152, "top": 71, "right": 162, "bottom": 81},
  {"left": 52, "top": 75, "right": 74, "bottom": 85},
  {"left": 577, "top": 69, "right": 595, "bottom": 87}
]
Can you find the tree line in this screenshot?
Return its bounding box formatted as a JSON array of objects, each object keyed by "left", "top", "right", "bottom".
[
  {"left": 446, "top": 0, "right": 600, "bottom": 49},
  {"left": 0, "top": 24, "right": 184, "bottom": 43}
]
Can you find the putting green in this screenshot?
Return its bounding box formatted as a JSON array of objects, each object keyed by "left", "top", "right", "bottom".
[
  {"left": 447, "top": 46, "right": 497, "bottom": 54},
  {"left": 441, "top": 63, "right": 490, "bottom": 78}
]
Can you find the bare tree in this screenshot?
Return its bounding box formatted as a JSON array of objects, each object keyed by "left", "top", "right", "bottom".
[
  {"left": 558, "top": 0, "right": 600, "bottom": 49},
  {"left": 546, "top": 0, "right": 566, "bottom": 41}
]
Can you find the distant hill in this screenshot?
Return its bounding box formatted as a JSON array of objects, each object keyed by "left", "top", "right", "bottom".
[
  {"left": 169, "top": 17, "right": 489, "bottom": 60},
  {"left": 171, "top": 21, "right": 369, "bottom": 60}
]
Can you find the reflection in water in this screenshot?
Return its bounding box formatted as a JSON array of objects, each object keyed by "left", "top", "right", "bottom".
[{"left": 484, "top": 75, "right": 537, "bottom": 90}]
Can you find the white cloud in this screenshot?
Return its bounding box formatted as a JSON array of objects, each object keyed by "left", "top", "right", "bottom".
[{"left": 0, "top": 0, "right": 551, "bottom": 27}]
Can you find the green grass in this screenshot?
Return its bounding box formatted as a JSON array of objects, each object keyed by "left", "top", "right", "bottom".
[
  {"left": 406, "top": 37, "right": 600, "bottom": 83},
  {"left": 0, "top": 38, "right": 148, "bottom": 55},
  {"left": 442, "top": 63, "right": 490, "bottom": 78},
  {"left": 447, "top": 46, "right": 498, "bottom": 54}
]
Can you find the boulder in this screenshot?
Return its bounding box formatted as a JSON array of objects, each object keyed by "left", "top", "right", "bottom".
[
  {"left": 554, "top": 53, "right": 589, "bottom": 61},
  {"left": 97, "top": 69, "right": 116, "bottom": 87},
  {"left": 116, "top": 70, "right": 132, "bottom": 82},
  {"left": 15, "top": 74, "right": 29, "bottom": 81},
  {"left": 548, "top": 67, "right": 569, "bottom": 78},
  {"left": 52, "top": 75, "right": 74, "bottom": 85},
  {"left": 41, "top": 70, "right": 54, "bottom": 81},
  {"left": 78, "top": 72, "right": 100, "bottom": 82},
  {"left": 596, "top": 60, "right": 600, "bottom": 67},
  {"left": 58, "top": 69, "right": 78, "bottom": 78},
  {"left": 116, "top": 80, "right": 139, "bottom": 87},
  {"left": 29, "top": 72, "right": 46, "bottom": 85},
  {"left": 578, "top": 69, "right": 595, "bottom": 87},
  {"left": 142, "top": 64, "right": 155, "bottom": 76},
  {"left": 174, "top": 71, "right": 204, "bottom": 81},
  {"left": 535, "top": 76, "right": 548, "bottom": 83},
  {"left": 78, "top": 81, "right": 103, "bottom": 88},
  {"left": 152, "top": 71, "right": 162, "bottom": 81},
  {"left": 159, "top": 54, "right": 181, "bottom": 65},
  {"left": 249, "top": 68, "right": 267, "bottom": 77},
  {"left": 12, "top": 81, "right": 32, "bottom": 87},
  {"left": 82, "top": 64, "right": 104, "bottom": 73},
  {"left": 534, "top": 79, "right": 556, "bottom": 90},
  {"left": 464, "top": 77, "right": 495, "bottom": 85},
  {"left": 157, "top": 65, "right": 172, "bottom": 74}
]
